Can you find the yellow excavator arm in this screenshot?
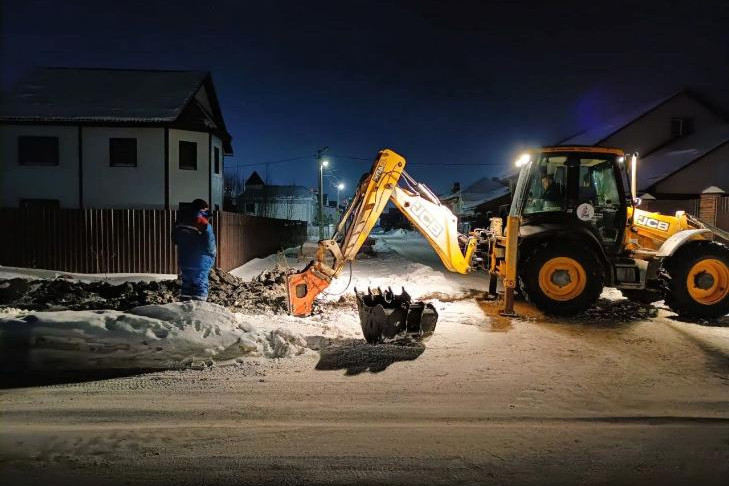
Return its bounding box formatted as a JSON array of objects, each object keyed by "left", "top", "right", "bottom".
[{"left": 286, "top": 149, "right": 477, "bottom": 316}]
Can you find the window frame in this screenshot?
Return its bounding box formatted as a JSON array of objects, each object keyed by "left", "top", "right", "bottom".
[
  {"left": 213, "top": 146, "right": 220, "bottom": 174},
  {"left": 670, "top": 117, "right": 694, "bottom": 138},
  {"left": 18, "top": 135, "right": 60, "bottom": 166},
  {"left": 109, "top": 137, "right": 138, "bottom": 167},
  {"left": 179, "top": 140, "right": 198, "bottom": 170}
]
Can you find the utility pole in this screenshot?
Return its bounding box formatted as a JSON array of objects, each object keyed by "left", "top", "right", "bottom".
[{"left": 316, "top": 147, "right": 329, "bottom": 240}]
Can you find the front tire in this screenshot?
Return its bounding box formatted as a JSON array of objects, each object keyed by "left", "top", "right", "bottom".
[
  {"left": 520, "top": 242, "right": 603, "bottom": 316},
  {"left": 664, "top": 241, "right": 729, "bottom": 319}
]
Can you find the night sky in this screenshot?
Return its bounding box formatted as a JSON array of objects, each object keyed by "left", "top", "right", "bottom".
[{"left": 2, "top": 0, "right": 729, "bottom": 196}]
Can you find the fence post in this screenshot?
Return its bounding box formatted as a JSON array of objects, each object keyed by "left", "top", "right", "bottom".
[{"left": 699, "top": 186, "right": 725, "bottom": 227}]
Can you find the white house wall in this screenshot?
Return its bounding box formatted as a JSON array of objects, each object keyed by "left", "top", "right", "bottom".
[
  {"left": 168, "top": 129, "right": 210, "bottom": 209},
  {"left": 0, "top": 124, "right": 79, "bottom": 207},
  {"left": 82, "top": 127, "right": 165, "bottom": 209},
  {"left": 604, "top": 93, "right": 725, "bottom": 155},
  {"left": 654, "top": 143, "right": 729, "bottom": 195}
]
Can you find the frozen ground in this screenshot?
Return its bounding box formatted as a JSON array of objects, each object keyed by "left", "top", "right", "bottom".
[{"left": 1, "top": 233, "right": 728, "bottom": 485}]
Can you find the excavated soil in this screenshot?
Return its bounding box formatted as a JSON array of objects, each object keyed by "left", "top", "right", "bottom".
[{"left": 0, "top": 265, "right": 300, "bottom": 315}]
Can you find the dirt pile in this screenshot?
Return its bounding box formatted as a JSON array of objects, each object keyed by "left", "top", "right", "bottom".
[
  {"left": 570, "top": 298, "right": 659, "bottom": 323},
  {"left": 0, "top": 266, "right": 299, "bottom": 315}
]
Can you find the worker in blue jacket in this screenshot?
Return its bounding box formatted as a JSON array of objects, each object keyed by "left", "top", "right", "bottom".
[{"left": 172, "top": 199, "right": 216, "bottom": 301}]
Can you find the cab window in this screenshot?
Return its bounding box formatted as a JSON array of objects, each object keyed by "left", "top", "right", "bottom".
[{"left": 523, "top": 155, "right": 567, "bottom": 215}]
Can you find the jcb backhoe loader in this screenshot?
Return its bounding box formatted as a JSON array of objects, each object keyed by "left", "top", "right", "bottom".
[{"left": 287, "top": 147, "right": 729, "bottom": 341}]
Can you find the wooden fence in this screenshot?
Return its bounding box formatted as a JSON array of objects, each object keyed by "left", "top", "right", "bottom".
[
  {"left": 717, "top": 196, "right": 729, "bottom": 231},
  {"left": 0, "top": 208, "right": 307, "bottom": 274}
]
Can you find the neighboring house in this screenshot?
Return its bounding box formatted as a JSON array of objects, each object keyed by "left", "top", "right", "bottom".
[
  {"left": 557, "top": 89, "right": 729, "bottom": 199},
  {"left": 0, "top": 67, "right": 233, "bottom": 210},
  {"left": 440, "top": 177, "right": 511, "bottom": 230},
  {"left": 238, "top": 171, "right": 315, "bottom": 222}
]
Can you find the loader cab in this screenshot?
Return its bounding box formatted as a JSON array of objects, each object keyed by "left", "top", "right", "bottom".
[{"left": 510, "top": 147, "right": 631, "bottom": 255}]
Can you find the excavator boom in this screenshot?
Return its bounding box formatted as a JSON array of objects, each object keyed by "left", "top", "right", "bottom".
[{"left": 286, "top": 149, "right": 477, "bottom": 317}]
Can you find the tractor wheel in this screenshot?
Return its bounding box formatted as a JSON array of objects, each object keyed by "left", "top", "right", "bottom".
[
  {"left": 520, "top": 242, "right": 603, "bottom": 316},
  {"left": 664, "top": 241, "right": 729, "bottom": 319}
]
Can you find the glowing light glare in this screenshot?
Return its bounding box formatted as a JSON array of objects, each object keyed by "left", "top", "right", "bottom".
[
  {"left": 515, "top": 153, "right": 531, "bottom": 167},
  {"left": 321, "top": 159, "right": 330, "bottom": 167},
  {"left": 337, "top": 183, "right": 345, "bottom": 190},
  {"left": 617, "top": 156, "right": 625, "bottom": 163}
]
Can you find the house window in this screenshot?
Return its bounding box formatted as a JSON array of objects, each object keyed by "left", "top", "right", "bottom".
[
  {"left": 20, "top": 198, "right": 60, "bottom": 208},
  {"left": 109, "top": 138, "right": 137, "bottom": 167},
  {"left": 670, "top": 117, "right": 694, "bottom": 138},
  {"left": 214, "top": 147, "right": 220, "bottom": 174},
  {"left": 18, "top": 136, "right": 59, "bottom": 165},
  {"left": 179, "top": 141, "right": 197, "bottom": 170}
]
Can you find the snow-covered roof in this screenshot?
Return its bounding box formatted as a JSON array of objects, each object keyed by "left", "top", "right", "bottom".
[
  {"left": 558, "top": 91, "right": 684, "bottom": 146},
  {"left": 462, "top": 185, "right": 510, "bottom": 210},
  {"left": 0, "top": 67, "right": 211, "bottom": 123},
  {"left": 638, "top": 126, "right": 729, "bottom": 190},
  {"left": 439, "top": 176, "right": 510, "bottom": 211}
]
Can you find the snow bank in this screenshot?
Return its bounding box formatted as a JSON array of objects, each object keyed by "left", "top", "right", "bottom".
[
  {"left": 0, "top": 302, "right": 307, "bottom": 371},
  {"left": 0, "top": 265, "right": 176, "bottom": 283},
  {"left": 229, "top": 250, "right": 303, "bottom": 281}
]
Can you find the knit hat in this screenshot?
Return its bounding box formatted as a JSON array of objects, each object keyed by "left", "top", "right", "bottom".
[{"left": 192, "top": 198, "right": 209, "bottom": 211}]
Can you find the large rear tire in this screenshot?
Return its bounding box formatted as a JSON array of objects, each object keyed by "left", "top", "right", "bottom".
[
  {"left": 664, "top": 241, "right": 729, "bottom": 319},
  {"left": 520, "top": 242, "right": 603, "bottom": 316}
]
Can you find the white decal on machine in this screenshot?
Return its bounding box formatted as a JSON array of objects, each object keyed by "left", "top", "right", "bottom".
[
  {"left": 635, "top": 214, "right": 670, "bottom": 232},
  {"left": 576, "top": 203, "right": 595, "bottom": 221},
  {"left": 411, "top": 201, "right": 444, "bottom": 237}
]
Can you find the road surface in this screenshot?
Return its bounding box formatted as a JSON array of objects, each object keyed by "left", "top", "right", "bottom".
[{"left": 1, "top": 237, "right": 728, "bottom": 485}]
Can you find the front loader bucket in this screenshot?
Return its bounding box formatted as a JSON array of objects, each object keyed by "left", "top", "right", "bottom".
[{"left": 354, "top": 287, "right": 438, "bottom": 344}]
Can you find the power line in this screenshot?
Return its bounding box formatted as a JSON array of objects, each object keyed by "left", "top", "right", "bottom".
[{"left": 237, "top": 155, "right": 312, "bottom": 167}]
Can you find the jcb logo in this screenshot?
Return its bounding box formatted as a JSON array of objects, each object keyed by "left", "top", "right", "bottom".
[
  {"left": 636, "top": 214, "right": 670, "bottom": 232},
  {"left": 373, "top": 165, "right": 384, "bottom": 183},
  {"left": 411, "top": 201, "right": 444, "bottom": 237}
]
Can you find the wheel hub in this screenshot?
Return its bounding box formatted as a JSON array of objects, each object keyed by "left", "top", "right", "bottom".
[
  {"left": 693, "top": 271, "right": 715, "bottom": 290},
  {"left": 686, "top": 258, "right": 729, "bottom": 306},
  {"left": 550, "top": 269, "right": 572, "bottom": 287},
  {"left": 538, "top": 257, "right": 587, "bottom": 302}
]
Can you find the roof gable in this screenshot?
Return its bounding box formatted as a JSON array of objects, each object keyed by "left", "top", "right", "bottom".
[
  {"left": 557, "top": 89, "right": 728, "bottom": 146},
  {"left": 0, "top": 67, "right": 233, "bottom": 153},
  {"left": 246, "top": 171, "right": 265, "bottom": 186},
  {"left": 1, "top": 68, "right": 207, "bottom": 122}
]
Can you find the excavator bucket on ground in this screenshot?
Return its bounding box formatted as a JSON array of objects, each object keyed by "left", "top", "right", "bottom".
[{"left": 354, "top": 287, "right": 438, "bottom": 344}]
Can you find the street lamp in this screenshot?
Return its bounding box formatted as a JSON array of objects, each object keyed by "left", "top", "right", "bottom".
[
  {"left": 317, "top": 147, "right": 329, "bottom": 239},
  {"left": 336, "top": 182, "right": 345, "bottom": 211}
]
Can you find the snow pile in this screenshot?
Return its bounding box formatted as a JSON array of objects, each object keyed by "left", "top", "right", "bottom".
[
  {"left": 371, "top": 235, "right": 393, "bottom": 254},
  {"left": 0, "top": 265, "right": 176, "bottom": 283},
  {"left": 0, "top": 301, "right": 307, "bottom": 371}
]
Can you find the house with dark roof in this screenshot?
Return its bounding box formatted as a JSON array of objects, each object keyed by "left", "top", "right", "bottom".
[
  {"left": 0, "top": 67, "right": 233, "bottom": 210},
  {"left": 557, "top": 89, "right": 729, "bottom": 199},
  {"left": 440, "top": 176, "right": 511, "bottom": 230},
  {"left": 237, "top": 171, "right": 316, "bottom": 222}
]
